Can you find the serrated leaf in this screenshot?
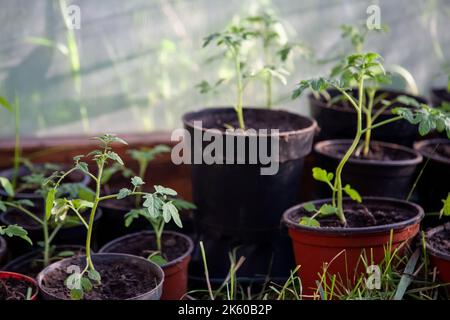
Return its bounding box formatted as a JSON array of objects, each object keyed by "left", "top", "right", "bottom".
[
  {"left": 45, "top": 188, "right": 56, "bottom": 220},
  {"left": 171, "top": 198, "right": 197, "bottom": 210},
  {"left": 318, "top": 204, "right": 338, "bottom": 215},
  {"left": 441, "top": 193, "right": 450, "bottom": 217},
  {"left": 106, "top": 151, "right": 124, "bottom": 165},
  {"left": 76, "top": 162, "right": 89, "bottom": 173},
  {"left": 0, "top": 177, "right": 14, "bottom": 197},
  {"left": 117, "top": 188, "right": 132, "bottom": 200},
  {"left": 143, "top": 194, "right": 163, "bottom": 219},
  {"left": 312, "top": 167, "right": 333, "bottom": 184},
  {"left": 344, "top": 184, "right": 362, "bottom": 203},
  {"left": 154, "top": 185, "right": 177, "bottom": 196},
  {"left": 303, "top": 202, "right": 316, "bottom": 212},
  {"left": 299, "top": 216, "right": 320, "bottom": 227},
  {"left": 131, "top": 176, "right": 145, "bottom": 187},
  {"left": 165, "top": 201, "right": 182, "bottom": 228},
  {"left": 0, "top": 225, "right": 32, "bottom": 245},
  {"left": 124, "top": 209, "right": 142, "bottom": 227},
  {"left": 162, "top": 202, "right": 173, "bottom": 223}
]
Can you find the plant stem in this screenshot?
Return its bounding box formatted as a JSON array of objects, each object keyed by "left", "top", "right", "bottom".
[
  {"left": 42, "top": 219, "right": 50, "bottom": 267},
  {"left": 361, "top": 115, "right": 403, "bottom": 134},
  {"left": 263, "top": 41, "right": 273, "bottom": 109},
  {"left": 363, "top": 89, "right": 375, "bottom": 156},
  {"left": 233, "top": 50, "right": 245, "bottom": 129},
  {"left": 12, "top": 97, "right": 21, "bottom": 190}
]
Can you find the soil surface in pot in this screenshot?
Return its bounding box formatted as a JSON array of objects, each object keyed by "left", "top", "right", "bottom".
[
  {"left": 41, "top": 256, "right": 158, "bottom": 300},
  {"left": 104, "top": 232, "right": 189, "bottom": 262},
  {"left": 419, "top": 143, "right": 450, "bottom": 162},
  {"left": 9, "top": 247, "right": 85, "bottom": 278},
  {"left": 324, "top": 142, "right": 415, "bottom": 161},
  {"left": 0, "top": 277, "right": 33, "bottom": 300},
  {"left": 289, "top": 202, "right": 417, "bottom": 228},
  {"left": 190, "top": 108, "right": 312, "bottom": 132},
  {"left": 428, "top": 227, "right": 450, "bottom": 255}
]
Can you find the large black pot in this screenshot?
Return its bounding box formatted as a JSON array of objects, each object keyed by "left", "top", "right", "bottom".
[
  {"left": 314, "top": 140, "right": 422, "bottom": 199},
  {"left": 430, "top": 88, "right": 450, "bottom": 107},
  {"left": 309, "top": 89, "right": 428, "bottom": 146},
  {"left": 182, "top": 107, "right": 316, "bottom": 281},
  {"left": 414, "top": 139, "right": 450, "bottom": 228},
  {"left": 0, "top": 206, "right": 102, "bottom": 258}
]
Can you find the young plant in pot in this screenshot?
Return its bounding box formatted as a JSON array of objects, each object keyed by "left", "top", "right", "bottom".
[
  {"left": 97, "top": 145, "right": 172, "bottom": 245},
  {"left": 99, "top": 185, "right": 195, "bottom": 300},
  {"left": 0, "top": 223, "right": 39, "bottom": 300},
  {"left": 0, "top": 176, "right": 91, "bottom": 276},
  {"left": 308, "top": 24, "right": 426, "bottom": 146},
  {"left": 283, "top": 51, "right": 449, "bottom": 296},
  {"left": 36, "top": 134, "right": 186, "bottom": 300},
  {"left": 185, "top": 22, "right": 317, "bottom": 282},
  {"left": 425, "top": 194, "right": 450, "bottom": 284},
  {"left": 305, "top": 53, "right": 448, "bottom": 199}
]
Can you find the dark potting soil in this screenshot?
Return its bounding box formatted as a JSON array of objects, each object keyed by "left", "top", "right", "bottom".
[
  {"left": 194, "top": 109, "right": 312, "bottom": 133},
  {"left": 105, "top": 233, "right": 189, "bottom": 263},
  {"left": 10, "top": 247, "right": 85, "bottom": 278},
  {"left": 428, "top": 226, "right": 450, "bottom": 256},
  {"left": 292, "top": 202, "right": 417, "bottom": 228},
  {"left": 0, "top": 278, "right": 34, "bottom": 300},
  {"left": 40, "top": 257, "right": 158, "bottom": 300},
  {"left": 323, "top": 141, "right": 414, "bottom": 161},
  {"left": 420, "top": 143, "right": 450, "bottom": 162}
]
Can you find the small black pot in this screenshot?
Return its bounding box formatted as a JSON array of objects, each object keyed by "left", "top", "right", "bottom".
[
  {"left": 314, "top": 139, "right": 422, "bottom": 199},
  {"left": 37, "top": 253, "right": 164, "bottom": 300},
  {"left": 0, "top": 164, "right": 90, "bottom": 201},
  {"left": 0, "top": 236, "right": 7, "bottom": 267},
  {"left": 414, "top": 139, "right": 450, "bottom": 228},
  {"left": 430, "top": 87, "right": 450, "bottom": 107},
  {"left": 3, "top": 245, "right": 85, "bottom": 278},
  {"left": 0, "top": 207, "right": 103, "bottom": 257},
  {"left": 183, "top": 107, "right": 316, "bottom": 281},
  {"left": 309, "top": 89, "right": 428, "bottom": 146}
]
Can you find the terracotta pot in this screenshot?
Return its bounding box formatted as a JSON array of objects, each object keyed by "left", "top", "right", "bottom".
[
  {"left": 37, "top": 253, "right": 164, "bottom": 300},
  {"left": 0, "top": 271, "right": 39, "bottom": 300},
  {"left": 426, "top": 223, "right": 450, "bottom": 284},
  {"left": 99, "top": 231, "right": 193, "bottom": 300},
  {"left": 282, "top": 197, "right": 424, "bottom": 296},
  {"left": 314, "top": 140, "right": 422, "bottom": 199}
]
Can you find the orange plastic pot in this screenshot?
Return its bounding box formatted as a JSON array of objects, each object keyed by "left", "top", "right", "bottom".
[
  {"left": 282, "top": 197, "right": 423, "bottom": 296},
  {"left": 426, "top": 223, "right": 450, "bottom": 284}
]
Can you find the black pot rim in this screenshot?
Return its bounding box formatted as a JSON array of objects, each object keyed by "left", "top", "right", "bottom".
[
  {"left": 99, "top": 230, "right": 194, "bottom": 268},
  {"left": 425, "top": 222, "right": 450, "bottom": 262},
  {"left": 182, "top": 107, "right": 318, "bottom": 138},
  {"left": 314, "top": 139, "right": 423, "bottom": 167},
  {"left": 309, "top": 88, "right": 428, "bottom": 116},
  {"left": 0, "top": 164, "right": 91, "bottom": 199},
  {"left": 37, "top": 253, "right": 164, "bottom": 300},
  {"left": 413, "top": 138, "right": 450, "bottom": 165},
  {"left": 0, "top": 207, "right": 103, "bottom": 232},
  {"left": 282, "top": 197, "right": 424, "bottom": 235}
]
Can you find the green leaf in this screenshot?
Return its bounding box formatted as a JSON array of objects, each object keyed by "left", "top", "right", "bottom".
[
  {"left": 312, "top": 167, "right": 334, "bottom": 184},
  {"left": 162, "top": 201, "right": 174, "bottom": 224},
  {"left": 0, "top": 177, "right": 14, "bottom": 197},
  {"left": 148, "top": 253, "right": 168, "bottom": 266},
  {"left": 344, "top": 184, "right": 362, "bottom": 203},
  {"left": 80, "top": 277, "right": 93, "bottom": 291},
  {"left": 0, "top": 201, "right": 6, "bottom": 212},
  {"left": 106, "top": 151, "right": 124, "bottom": 165},
  {"left": 143, "top": 194, "right": 163, "bottom": 219},
  {"left": 124, "top": 209, "right": 142, "bottom": 227},
  {"left": 299, "top": 217, "right": 320, "bottom": 227},
  {"left": 70, "top": 288, "right": 83, "bottom": 300},
  {"left": 131, "top": 176, "right": 145, "bottom": 187},
  {"left": 0, "top": 96, "right": 13, "bottom": 112},
  {"left": 303, "top": 202, "right": 316, "bottom": 212},
  {"left": 0, "top": 225, "right": 32, "bottom": 245},
  {"left": 318, "top": 204, "right": 338, "bottom": 215},
  {"left": 16, "top": 199, "right": 34, "bottom": 207},
  {"left": 154, "top": 185, "right": 177, "bottom": 196},
  {"left": 76, "top": 162, "right": 89, "bottom": 173},
  {"left": 440, "top": 193, "right": 450, "bottom": 217},
  {"left": 45, "top": 188, "right": 56, "bottom": 220},
  {"left": 71, "top": 199, "right": 94, "bottom": 211},
  {"left": 171, "top": 198, "right": 197, "bottom": 210},
  {"left": 117, "top": 188, "right": 132, "bottom": 200},
  {"left": 166, "top": 201, "right": 182, "bottom": 228},
  {"left": 87, "top": 269, "right": 101, "bottom": 282}
]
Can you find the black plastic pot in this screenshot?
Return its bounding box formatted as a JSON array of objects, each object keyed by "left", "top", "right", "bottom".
[
  {"left": 37, "top": 253, "right": 164, "bottom": 300},
  {"left": 414, "top": 139, "right": 450, "bottom": 228},
  {"left": 182, "top": 107, "right": 316, "bottom": 281},
  {"left": 0, "top": 236, "right": 7, "bottom": 267},
  {"left": 430, "top": 88, "right": 450, "bottom": 107},
  {"left": 99, "top": 230, "right": 193, "bottom": 300},
  {"left": 309, "top": 89, "right": 428, "bottom": 146},
  {"left": 0, "top": 164, "right": 90, "bottom": 201},
  {"left": 3, "top": 245, "right": 85, "bottom": 278},
  {"left": 0, "top": 206, "right": 103, "bottom": 258},
  {"left": 314, "top": 140, "right": 422, "bottom": 199}
]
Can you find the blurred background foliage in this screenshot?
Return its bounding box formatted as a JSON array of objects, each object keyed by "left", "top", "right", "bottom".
[{"left": 0, "top": 0, "right": 449, "bottom": 137}]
